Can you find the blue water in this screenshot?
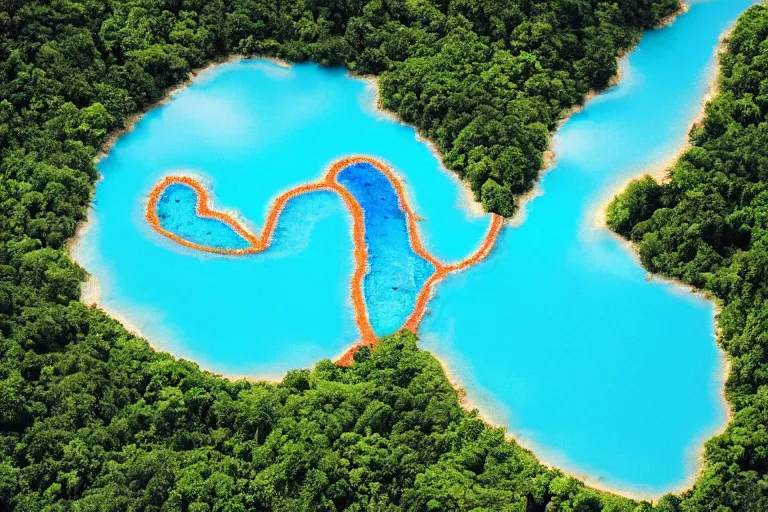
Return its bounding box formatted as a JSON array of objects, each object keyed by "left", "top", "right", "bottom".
[
  {"left": 156, "top": 182, "right": 253, "bottom": 251},
  {"left": 336, "top": 162, "right": 436, "bottom": 335},
  {"left": 74, "top": 59, "right": 489, "bottom": 379},
  {"left": 152, "top": 161, "right": 437, "bottom": 336},
  {"left": 71, "top": 0, "right": 754, "bottom": 496}
]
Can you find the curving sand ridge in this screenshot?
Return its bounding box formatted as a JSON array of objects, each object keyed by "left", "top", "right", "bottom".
[{"left": 146, "top": 156, "right": 504, "bottom": 365}]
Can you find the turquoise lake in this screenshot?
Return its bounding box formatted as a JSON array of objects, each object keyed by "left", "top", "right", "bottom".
[
  {"left": 155, "top": 182, "right": 254, "bottom": 251},
  {"left": 72, "top": 0, "right": 756, "bottom": 497}
]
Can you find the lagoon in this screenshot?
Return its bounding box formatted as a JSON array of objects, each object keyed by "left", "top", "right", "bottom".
[
  {"left": 73, "top": 59, "right": 493, "bottom": 379},
  {"left": 72, "top": 0, "right": 755, "bottom": 498}
]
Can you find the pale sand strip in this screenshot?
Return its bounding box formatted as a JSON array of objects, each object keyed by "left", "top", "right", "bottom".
[
  {"left": 96, "top": 55, "right": 292, "bottom": 162},
  {"left": 658, "top": 0, "right": 691, "bottom": 28},
  {"left": 426, "top": 343, "right": 664, "bottom": 501},
  {"left": 579, "top": 17, "right": 737, "bottom": 500},
  {"left": 512, "top": 0, "right": 689, "bottom": 230},
  {"left": 509, "top": 32, "right": 631, "bottom": 228},
  {"left": 352, "top": 74, "right": 487, "bottom": 218},
  {"left": 428, "top": 319, "right": 731, "bottom": 502},
  {"left": 70, "top": 5, "right": 725, "bottom": 498},
  {"left": 592, "top": 26, "right": 730, "bottom": 230},
  {"left": 71, "top": 54, "right": 248, "bottom": 341}
]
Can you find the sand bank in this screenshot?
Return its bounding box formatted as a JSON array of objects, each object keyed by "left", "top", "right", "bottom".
[
  {"left": 657, "top": 0, "right": 691, "bottom": 28},
  {"left": 512, "top": 0, "right": 691, "bottom": 229},
  {"left": 427, "top": 347, "right": 663, "bottom": 501},
  {"left": 96, "top": 55, "right": 247, "bottom": 162},
  {"left": 71, "top": 54, "right": 298, "bottom": 384},
  {"left": 428, "top": 331, "right": 731, "bottom": 502},
  {"left": 71, "top": 55, "right": 247, "bottom": 348},
  {"left": 592, "top": 22, "right": 730, "bottom": 230},
  {"left": 96, "top": 54, "right": 292, "bottom": 162},
  {"left": 509, "top": 36, "right": 632, "bottom": 229}
]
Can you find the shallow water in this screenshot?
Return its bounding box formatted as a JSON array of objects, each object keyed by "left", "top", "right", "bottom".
[
  {"left": 73, "top": 0, "right": 755, "bottom": 496},
  {"left": 74, "top": 59, "right": 490, "bottom": 378},
  {"left": 156, "top": 182, "right": 252, "bottom": 251}
]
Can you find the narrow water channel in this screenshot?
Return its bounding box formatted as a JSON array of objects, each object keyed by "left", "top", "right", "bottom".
[{"left": 421, "top": 0, "right": 757, "bottom": 496}]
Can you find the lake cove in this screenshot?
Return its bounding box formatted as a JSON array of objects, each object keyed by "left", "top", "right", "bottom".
[
  {"left": 73, "top": 61, "right": 497, "bottom": 380},
  {"left": 420, "top": 0, "right": 757, "bottom": 497},
  {"left": 71, "top": 0, "right": 754, "bottom": 498}
]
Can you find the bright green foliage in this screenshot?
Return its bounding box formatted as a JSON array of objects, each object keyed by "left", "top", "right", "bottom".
[
  {"left": 607, "top": 5, "right": 768, "bottom": 510},
  {"left": 0, "top": 0, "right": 678, "bottom": 220},
  {"left": 0, "top": 0, "right": 690, "bottom": 510}
]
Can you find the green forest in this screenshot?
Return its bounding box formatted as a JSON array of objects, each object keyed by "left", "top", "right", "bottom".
[{"left": 1, "top": 0, "right": 764, "bottom": 510}]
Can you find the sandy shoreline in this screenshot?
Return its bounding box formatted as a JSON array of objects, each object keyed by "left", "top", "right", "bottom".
[
  {"left": 66, "top": 4, "right": 730, "bottom": 499},
  {"left": 426, "top": 0, "right": 737, "bottom": 502},
  {"left": 591, "top": 23, "right": 730, "bottom": 231},
  {"left": 508, "top": 31, "right": 633, "bottom": 229},
  {"left": 429, "top": 315, "right": 733, "bottom": 502},
  {"left": 97, "top": 55, "right": 239, "bottom": 162},
  {"left": 72, "top": 54, "right": 248, "bottom": 334},
  {"left": 428, "top": 349, "right": 666, "bottom": 502},
  {"left": 70, "top": 53, "right": 296, "bottom": 384},
  {"left": 658, "top": 0, "right": 691, "bottom": 28},
  {"left": 511, "top": 0, "right": 689, "bottom": 229},
  {"left": 577, "top": 11, "right": 736, "bottom": 501},
  {"left": 96, "top": 54, "right": 292, "bottom": 163}
]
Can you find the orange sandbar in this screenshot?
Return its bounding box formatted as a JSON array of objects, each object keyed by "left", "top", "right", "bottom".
[{"left": 146, "top": 156, "right": 503, "bottom": 366}]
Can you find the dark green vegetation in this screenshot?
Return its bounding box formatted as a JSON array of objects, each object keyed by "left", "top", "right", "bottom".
[
  {"left": 1, "top": 325, "right": 643, "bottom": 511},
  {"left": 0, "top": 0, "right": 730, "bottom": 510},
  {"left": 375, "top": 0, "right": 678, "bottom": 216},
  {"left": 0, "top": 0, "right": 679, "bottom": 220},
  {"left": 607, "top": 4, "right": 768, "bottom": 511}
]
